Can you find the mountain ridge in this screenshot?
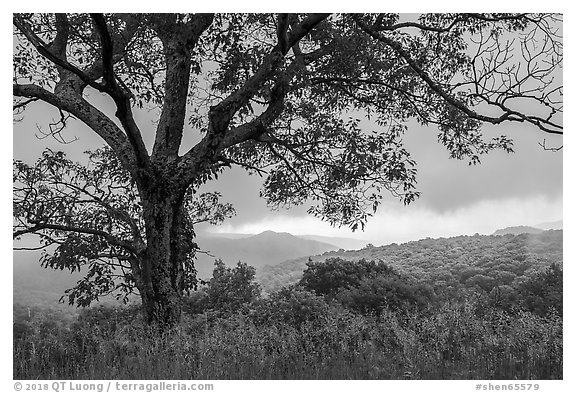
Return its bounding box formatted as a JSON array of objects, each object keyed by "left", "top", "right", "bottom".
[
  {"left": 193, "top": 230, "right": 340, "bottom": 278},
  {"left": 14, "top": 226, "right": 563, "bottom": 307},
  {"left": 257, "top": 229, "right": 563, "bottom": 293},
  {"left": 493, "top": 220, "right": 563, "bottom": 236},
  {"left": 493, "top": 226, "right": 544, "bottom": 236},
  {"left": 199, "top": 231, "right": 365, "bottom": 249},
  {"left": 534, "top": 220, "right": 563, "bottom": 230}
]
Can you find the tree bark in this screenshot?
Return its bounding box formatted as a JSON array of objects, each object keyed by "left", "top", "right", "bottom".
[{"left": 137, "top": 176, "right": 191, "bottom": 328}]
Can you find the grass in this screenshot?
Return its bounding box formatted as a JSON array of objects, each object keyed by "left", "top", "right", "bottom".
[{"left": 13, "top": 302, "right": 562, "bottom": 380}]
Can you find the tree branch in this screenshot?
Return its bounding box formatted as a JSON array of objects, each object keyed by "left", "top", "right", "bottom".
[
  {"left": 14, "top": 14, "right": 107, "bottom": 93},
  {"left": 374, "top": 13, "right": 528, "bottom": 33},
  {"left": 207, "top": 13, "right": 329, "bottom": 135},
  {"left": 151, "top": 14, "right": 214, "bottom": 160},
  {"left": 13, "top": 83, "right": 139, "bottom": 170},
  {"left": 50, "top": 14, "right": 70, "bottom": 59},
  {"left": 179, "top": 14, "right": 330, "bottom": 184},
  {"left": 354, "top": 15, "right": 563, "bottom": 135},
  {"left": 90, "top": 14, "right": 151, "bottom": 169},
  {"left": 58, "top": 181, "right": 143, "bottom": 245},
  {"left": 13, "top": 97, "right": 39, "bottom": 111},
  {"left": 13, "top": 222, "right": 139, "bottom": 255},
  {"left": 90, "top": 14, "right": 119, "bottom": 93},
  {"left": 276, "top": 14, "right": 290, "bottom": 53}
]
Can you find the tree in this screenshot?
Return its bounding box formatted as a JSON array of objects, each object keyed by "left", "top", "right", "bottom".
[
  {"left": 335, "top": 274, "right": 435, "bottom": 314},
  {"left": 13, "top": 13, "right": 562, "bottom": 327},
  {"left": 516, "top": 263, "right": 563, "bottom": 316},
  {"left": 300, "top": 257, "right": 434, "bottom": 313},
  {"left": 13, "top": 148, "right": 235, "bottom": 307},
  {"left": 300, "top": 257, "right": 396, "bottom": 296},
  {"left": 204, "top": 260, "right": 261, "bottom": 313}
]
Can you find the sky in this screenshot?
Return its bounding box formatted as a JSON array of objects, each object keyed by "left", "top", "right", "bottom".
[
  {"left": 10, "top": 10, "right": 564, "bottom": 248},
  {"left": 11, "top": 95, "right": 563, "bottom": 247},
  {"left": 201, "top": 121, "right": 563, "bottom": 245}
]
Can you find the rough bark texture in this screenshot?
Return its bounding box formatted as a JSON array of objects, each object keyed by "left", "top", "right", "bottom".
[{"left": 138, "top": 176, "right": 189, "bottom": 327}]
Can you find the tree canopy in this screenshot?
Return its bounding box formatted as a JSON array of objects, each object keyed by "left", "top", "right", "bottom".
[
  {"left": 13, "top": 13, "right": 563, "bottom": 325},
  {"left": 13, "top": 148, "right": 235, "bottom": 305}
]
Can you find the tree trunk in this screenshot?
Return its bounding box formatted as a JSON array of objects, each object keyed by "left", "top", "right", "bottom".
[{"left": 137, "top": 179, "right": 191, "bottom": 328}]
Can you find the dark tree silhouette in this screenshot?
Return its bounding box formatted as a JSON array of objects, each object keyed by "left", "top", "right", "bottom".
[{"left": 13, "top": 13, "right": 562, "bottom": 326}]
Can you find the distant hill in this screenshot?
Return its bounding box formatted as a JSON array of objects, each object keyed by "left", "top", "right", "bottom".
[
  {"left": 13, "top": 251, "right": 122, "bottom": 309},
  {"left": 15, "top": 228, "right": 562, "bottom": 307},
  {"left": 201, "top": 232, "right": 366, "bottom": 250},
  {"left": 492, "top": 220, "right": 563, "bottom": 236},
  {"left": 493, "top": 226, "right": 544, "bottom": 236},
  {"left": 258, "top": 230, "right": 563, "bottom": 293},
  {"left": 194, "top": 230, "right": 339, "bottom": 278},
  {"left": 298, "top": 234, "right": 367, "bottom": 250},
  {"left": 13, "top": 230, "right": 340, "bottom": 307},
  {"left": 13, "top": 252, "right": 82, "bottom": 297},
  {"left": 534, "top": 220, "right": 563, "bottom": 230},
  {"left": 199, "top": 232, "right": 253, "bottom": 240}
]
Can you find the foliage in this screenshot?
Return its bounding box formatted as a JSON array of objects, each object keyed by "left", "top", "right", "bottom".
[
  {"left": 181, "top": 260, "right": 262, "bottom": 316},
  {"left": 300, "top": 257, "right": 397, "bottom": 296},
  {"left": 299, "top": 257, "right": 435, "bottom": 314},
  {"left": 13, "top": 13, "right": 562, "bottom": 324},
  {"left": 13, "top": 148, "right": 235, "bottom": 305},
  {"left": 13, "top": 297, "right": 562, "bottom": 380},
  {"left": 515, "top": 263, "right": 563, "bottom": 316},
  {"left": 335, "top": 275, "right": 435, "bottom": 314},
  {"left": 252, "top": 286, "right": 335, "bottom": 326},
  {"left": 260, "top": 231, "right": 563, "bottom": 305},
  {"left": 203, "top": 260, "right": 262, "bottom": 313}
]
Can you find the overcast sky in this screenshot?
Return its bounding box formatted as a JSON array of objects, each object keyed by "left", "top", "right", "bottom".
[
  {"left": 12, "top": 94, "right": 563, "bottom": 246},
  {"left": 201, "top": 121, "right": 562, "bottom": 244}
]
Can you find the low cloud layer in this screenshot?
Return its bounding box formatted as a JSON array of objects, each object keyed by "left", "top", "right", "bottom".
[{"left": 210, "top": 194, "right": 563, "bottom": 246}]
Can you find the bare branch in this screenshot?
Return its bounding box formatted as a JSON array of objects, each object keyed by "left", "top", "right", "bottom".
[
  {"left": 13, "top": 97, "right": 39, "bottom": 111},
  {"left": 35, "top": 108, "right": 79, "bottom": 144},
  {"left": 539, "top": 139, "right": 563, "bottom": 152},
  {"left": 354, "top": 15, "right": 563, "bottom": 135}
]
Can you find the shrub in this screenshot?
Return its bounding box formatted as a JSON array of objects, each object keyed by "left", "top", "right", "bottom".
[
  {"left": 335, "top": 275, "right": 435, "bottom": 314},
  {"left": 204, "top": 260, "right": 261, "bottom": 313},
  {"left": 300, "top": 257, "right": 397, "bottom": 296},
  {"left": 251, "top": 286, "right": 334, "bottom": 326}
]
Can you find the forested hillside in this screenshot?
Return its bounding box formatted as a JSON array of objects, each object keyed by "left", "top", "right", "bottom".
[
  {"left": 259, "top": 230, "right": 563, "bottom": 300},
  {"left": 14, "top": 229, "right": 563, "bottom": 380}
]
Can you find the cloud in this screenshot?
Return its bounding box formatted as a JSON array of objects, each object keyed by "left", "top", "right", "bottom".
[{"left": 210, "top": 194, "right": 563, "bottom": 246}]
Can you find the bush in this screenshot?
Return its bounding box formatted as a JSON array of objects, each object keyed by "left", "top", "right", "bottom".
[
  {"left": 335, "top": 275, "right": 435, "bottom": 314},
  {"left": 300, "top": 257, "right": 435, "bottom": 314},
  {"left": 204, "top": 260, "right": 261, "bottom": 313},
  {"left": 300, "top": 257, "right": 397, "bottom": 296},
  {"left": 251, "top": 286, "right": 334, "bottom": 326}
]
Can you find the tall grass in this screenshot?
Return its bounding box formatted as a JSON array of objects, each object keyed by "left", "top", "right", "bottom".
[{"left": 13, "top": 302, "right": 562, "bottom": 380}]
